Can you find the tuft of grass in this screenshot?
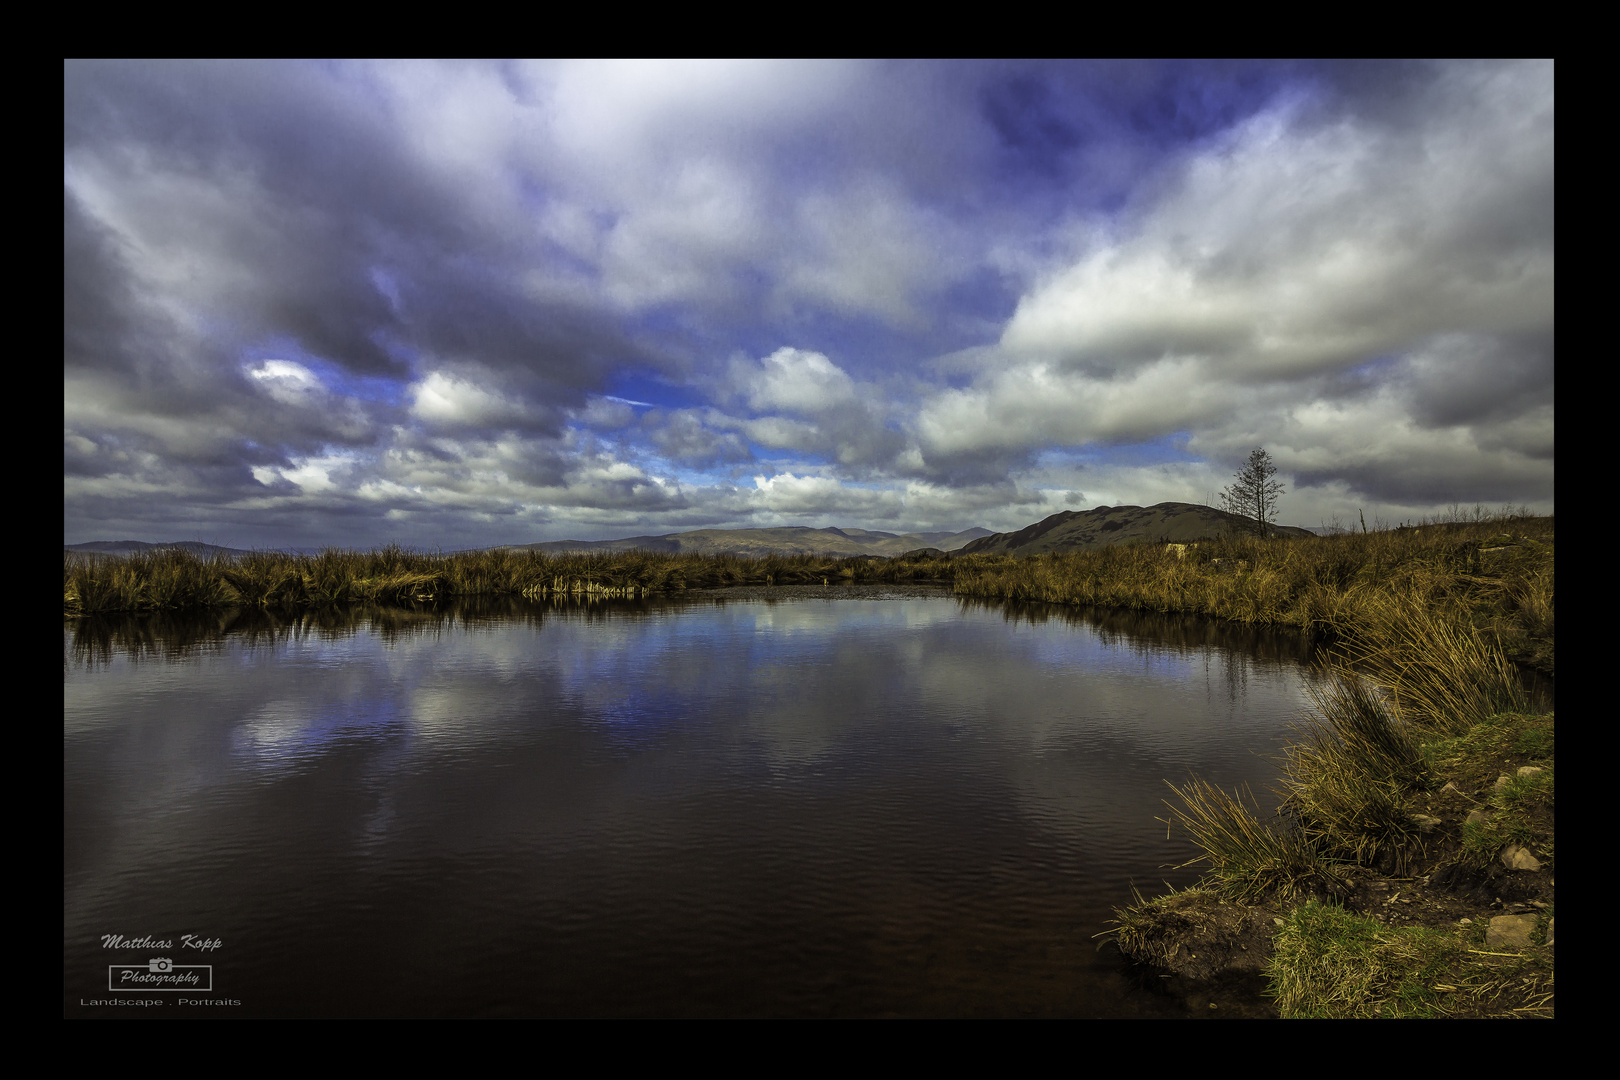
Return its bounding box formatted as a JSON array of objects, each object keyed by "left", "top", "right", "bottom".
[
  {"left": 1279, "top": 669, "right": 1429, "bottom": 874},
  {"left": 1161, "top": 778, "right": 1344, "bottom": 902},
  {"left": 1104, "top": 885, "right": 1219, "bottom": 967},
  {"left": 1328, "top": 593, "right": 1530, "bottom": 735}
]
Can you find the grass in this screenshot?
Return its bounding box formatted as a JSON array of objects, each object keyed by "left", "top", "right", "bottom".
[
  {"left": 952, "top": 512, "right": 1553, "bottom": 675},
  {"left": 1269, "top": 901, "right": 1457, "bottom": 1018},
  {"left": 1268, "top": 901, "right": 1554, "bottom": 1019},
  {"left": 1133, "top": 704, "right": 1555, "bottom": 1017},
  {"left": 1160, "top": 779, "right": 1345, "bottom": 903},
  {"left": 1107, "top": 514, "right": 1553, "bottom": 1017},
  {"left": 62, "top": 545, "right": 959, "bottom": 616},
  {"left": 1277, "top": 669, "right": 1430, "bottom": 874},
  {"left": 1326, "top": 593, "right": 1532, "bottom": 735},
  {"left": 1107, "top": 885, "right": 1223, "bottom": 968},
  {"left": 1427, "top": 711, "right": 1556, "bottom": 873},
  {"left": 1160, "top": 586, "right": 1545, "bottom": 897}
]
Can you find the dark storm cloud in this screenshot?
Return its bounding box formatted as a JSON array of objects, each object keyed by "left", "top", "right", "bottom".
[{"left": 65, "top": 61, "right": 637, "bottom": 397}]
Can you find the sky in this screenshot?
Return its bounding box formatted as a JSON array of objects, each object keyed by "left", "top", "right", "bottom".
[{"left": 64, "top": 60, "right": 1554, "bottom": 548}]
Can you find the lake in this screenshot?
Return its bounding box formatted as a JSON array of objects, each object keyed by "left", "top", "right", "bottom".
[{"left": 65, "top": 586, "right": 1321, "bottom": 1017}]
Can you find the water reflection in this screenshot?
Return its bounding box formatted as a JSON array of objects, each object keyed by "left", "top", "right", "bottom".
[{"left": 66, "top": 590, "right": 1323, "bottom": 1017}]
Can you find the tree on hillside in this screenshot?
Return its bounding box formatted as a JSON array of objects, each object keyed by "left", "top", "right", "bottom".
[{"left": 1221, "top": 448, "right": 1286, "bottom": 538}]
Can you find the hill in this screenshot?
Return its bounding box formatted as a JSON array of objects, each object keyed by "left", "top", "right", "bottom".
[
  {"left": 504, "top": 526, "right": 994, "bottom": 559},
  {"left": 64, "top": 540, "right": 254, "bottom": 560},
  {"left": 958, "top": 502, "right": 1315, "bottom": 556}
]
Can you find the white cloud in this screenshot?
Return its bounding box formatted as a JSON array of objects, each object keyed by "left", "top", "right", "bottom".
[
  {"left": 410, "top": 370, "right": 528, "bottom": 429},
  {"left": 249, "top": 360, "right": 324, "bottom": 406},
  {"left": 732, "top": 347, "right": 858, "bottom": 415},
  {"left": 1001, "top": 64, "right": 1552, "bottom": 382}
]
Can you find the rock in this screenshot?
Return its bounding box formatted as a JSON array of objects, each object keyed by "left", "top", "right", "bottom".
[
  {"left": 1412, "top": 814, "right": 1443, "bottom": 834},
  {"left": 1516, "top": 766, "right": 1545, "bottom": 780},
  {"left": 1499, "top": 844, "right": 1542, "bottom": 871},
  {"left": 1486, "top": 914, "right": 1537, "bottom": 949}
]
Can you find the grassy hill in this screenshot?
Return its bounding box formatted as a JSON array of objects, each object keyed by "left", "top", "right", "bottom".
[{"left": 958, "top": 502, "right": 1314, "bottom": 555}]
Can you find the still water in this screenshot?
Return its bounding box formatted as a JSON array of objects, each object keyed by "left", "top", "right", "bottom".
[{"left": 65, "top": 587, "right": 1320, "bottom": 1017}]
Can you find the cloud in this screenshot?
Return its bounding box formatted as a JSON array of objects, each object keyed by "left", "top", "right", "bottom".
[
  {"left": 730, "top": 348, "right": 858, "bottom": 414},
  {"left": 1001, "top": 64, "right": 1552, "bottom": 381},
  {"left": 909, "top": 61, "right": 1552, "bottom": 509},
  {"left": 64, "top": 61, "right": 1552, "bottom": 548},
  {"left": 409, "top": 370, "right": 536, "bottom": 431}
]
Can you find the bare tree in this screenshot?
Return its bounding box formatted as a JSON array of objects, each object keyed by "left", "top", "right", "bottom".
[{"left": 1221, "top": 448, "right": 1286, "bottom": 538}]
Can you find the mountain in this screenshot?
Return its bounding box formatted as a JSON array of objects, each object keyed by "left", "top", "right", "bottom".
[
  {"left": 958, "top": 503, "right": 1315, "bottom": 556},
  {"left": 63, "top": 529, "right": 995, "bottom": 561},
  {"left": 64, "top": 540, "right": 255, "bottom": 559},
  {"left": 65, "top": 507, "right": 1319, "bottom": 561},
  {"left": 504, "top": 526, "right": 995, "bottom": 559}
]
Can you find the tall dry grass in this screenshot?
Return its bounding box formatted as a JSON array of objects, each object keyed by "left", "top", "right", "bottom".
[
  {"left": 952, "top": 513, "right": 1553, "bottom": 674},
  {"left": 1138, "top": 513, "right": 1552, "bottom": 904},
  {"left": 63, "top": 545, "right": 958, "bottom": 615},
  {"left": 1161, "top": 778, "right": 1346, "bottom": 902}
]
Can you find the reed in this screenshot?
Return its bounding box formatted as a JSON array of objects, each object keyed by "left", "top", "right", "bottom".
[
  {"left": 951, "top": 512, "right": 1553, "bottom": 673},
  {"left": 1327, "top": 592, "right": 1531, "bottom": 735},
  {"left": 1160, "top": 777, "right": 1345, "bottom": 903},
  {"left": 63, "top": 545, "right": 957, "bottom": 615},
  {"left": 1276, "top": 669, "right": 1431, "bottom": 873}
]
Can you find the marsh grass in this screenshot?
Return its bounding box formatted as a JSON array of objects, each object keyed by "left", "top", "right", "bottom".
[
  {"left": 1161, "top": 778, "right": 1345, "bottom": 903},
  {"left": 1328, "top": 593, "right": 1531, "bottom": 735},
  {"left": 1159, "top": 623, "right": 1535, "bottom": 900},
  {"left": 63, "top": 546, "right": 958, "bottom": 615},
  {"left": 1279, "top": 670, "right": 1429, "bottom": 874},
  {"left": 1132, "top": 521, "right": 1554, "bottom": 1015},
  {"left": 64, "top": 513, "right": 1552, "bottom": 649},
  {"left": 952, "top": 513, "right": 1553, "bottom": 674}
]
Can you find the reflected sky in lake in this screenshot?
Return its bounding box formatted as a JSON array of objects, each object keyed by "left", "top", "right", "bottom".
[{"left": 66, "top": 591, "right": 1320, "bottom": 1017}]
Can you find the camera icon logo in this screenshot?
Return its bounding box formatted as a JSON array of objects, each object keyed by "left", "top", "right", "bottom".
[{"left": 148, "top": 958, "right": 174, "bottom": 972}]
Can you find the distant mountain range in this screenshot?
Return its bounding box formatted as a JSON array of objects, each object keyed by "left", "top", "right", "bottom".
[
  {"left": 66, "top": 504, "right": 1315, "bottom": 561},
  {"left": 502, "top": 526, "right": 995, "bottom": 559},
  {"left": 63, "top": 540, "right": 255, "bottom": 559},
  {"left": 63, "top": 529, "right": 995, "bottom": 561},
  {"left": 959, "top": 502, "right": 1315, "bottom": 555}
]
